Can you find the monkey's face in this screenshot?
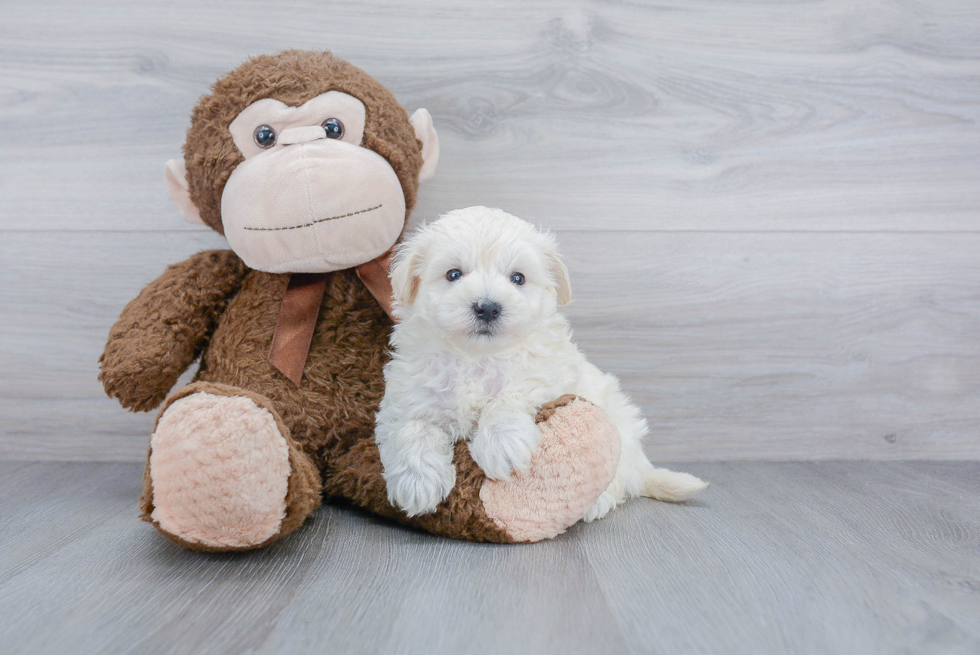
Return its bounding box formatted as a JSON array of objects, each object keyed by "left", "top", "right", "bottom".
[
  {"left": 163, "top": 51, "right": 439, "bottom": 274},
  {"left": 220, "top": 91, "right": 405, "bottom": 273}
]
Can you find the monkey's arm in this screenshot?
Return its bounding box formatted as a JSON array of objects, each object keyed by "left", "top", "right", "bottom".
[{"left": 99, "top": 250, "right": 249, "bottom": 412}]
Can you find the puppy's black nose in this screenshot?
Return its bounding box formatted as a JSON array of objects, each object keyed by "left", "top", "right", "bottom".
[{"left": 473, "top": 300, "right": 502, "bottom": 323}]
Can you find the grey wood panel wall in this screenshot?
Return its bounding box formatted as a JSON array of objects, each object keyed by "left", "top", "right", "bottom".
[{"left": 1, "top": 0, "right": 978, "bottom": 461}]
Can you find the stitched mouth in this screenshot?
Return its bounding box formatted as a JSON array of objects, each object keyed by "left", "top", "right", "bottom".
[{"left": 243, "top": 204, "right": 382, "bottom": 232}]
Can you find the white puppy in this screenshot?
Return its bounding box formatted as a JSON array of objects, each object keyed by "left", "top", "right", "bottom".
[{"left": 376, "top": 206, "right": 707, "bottom": 519}]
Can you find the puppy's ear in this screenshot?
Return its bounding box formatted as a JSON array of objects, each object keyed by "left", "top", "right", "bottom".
[
  {"left": 390, "top": 239, "right": 424, "bottom": 308},
  {"left": 548, "top": 250, "right": 573, "bottom": 306}
]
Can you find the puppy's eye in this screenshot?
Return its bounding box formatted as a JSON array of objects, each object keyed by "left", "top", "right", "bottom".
[
  {"left": 254, "top": 125, "right": 277, "bottom": 149},
  {"left": 321, "top": 118, "right": 344, "bottom": 139},
  {"left": 446, "top": 269, "right": 463, "bottom": 282},
  {"left": 510, "top": 272, "right": 525, "bottom": 286}
]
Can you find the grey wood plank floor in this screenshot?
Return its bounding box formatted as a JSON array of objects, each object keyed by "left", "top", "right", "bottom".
[{"left": 0, "top": 461, "right": 977, "bottom": 655}]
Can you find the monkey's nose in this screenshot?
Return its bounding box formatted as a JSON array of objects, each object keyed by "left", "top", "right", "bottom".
[
  {"left": 473, "top": 300, "right": 502, "bottom": 323},
  {"left": 278, "top": 125, "right": 327, "bottom": 146}
]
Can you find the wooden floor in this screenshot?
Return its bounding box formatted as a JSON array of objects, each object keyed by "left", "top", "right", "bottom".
[{"left": 0, "top": 461, "right": 977, "bottom": 655}]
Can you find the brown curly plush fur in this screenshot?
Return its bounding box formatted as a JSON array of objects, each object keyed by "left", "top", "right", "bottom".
[
  {"left": 326, "top": 439, "right": 513, "bottom": 543},
  {"left": 100, "top": 51, "right": 517, "bottom": 549},
  {"left": 100, "top": 250, "right": 248, "bottom": 412},
  {"left": 106, "top": 255, "right": 513, "bottom": 545}
]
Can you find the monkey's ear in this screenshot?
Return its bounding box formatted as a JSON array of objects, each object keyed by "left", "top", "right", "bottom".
[
  {"left": 410, "top": 109, "right": 440, "bottom": 183},
  {"left": 164, "top": 159, "right": 205, "bottom": 225}
]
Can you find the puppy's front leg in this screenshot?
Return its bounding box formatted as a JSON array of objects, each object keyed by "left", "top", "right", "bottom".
[
  {"left": 377, "top": 420, "right": 456, "bottom": 517},
  {"left": 470, "top": 400, "right": 541, "bottom": 481}
]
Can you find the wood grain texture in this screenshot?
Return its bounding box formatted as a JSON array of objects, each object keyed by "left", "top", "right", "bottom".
[
  {"left": 2, "top": 230, "right": 978, "bottom": 461},
  {"left": 0, "top": 0, "right": 978, "bottom": 232},
  {"left": 1, "top": 0, "right": 979, "bottom": 460},
  {"left": 0, "top": 461, "right": 977, "bottom": 655}
]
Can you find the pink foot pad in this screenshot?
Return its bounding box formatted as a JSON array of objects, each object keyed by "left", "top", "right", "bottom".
[
  {"left": 149, "top": 392, "right": 291, "bottom": 549},
  {"left": 480, "top": 399, "right": 620, "bottom": 542}
]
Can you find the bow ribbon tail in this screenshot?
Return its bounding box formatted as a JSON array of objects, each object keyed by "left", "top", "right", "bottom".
[{"left": 268, "top": 272, "right": 330, "bottom": 386}]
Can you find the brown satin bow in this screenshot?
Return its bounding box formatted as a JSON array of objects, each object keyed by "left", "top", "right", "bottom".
[{"left": 268, "top": 251, "right": 396, "bottom": 386}]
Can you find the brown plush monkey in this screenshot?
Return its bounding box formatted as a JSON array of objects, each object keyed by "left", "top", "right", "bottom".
[{"left": 99, "top": 50, "right": 620, "bottom": 551}]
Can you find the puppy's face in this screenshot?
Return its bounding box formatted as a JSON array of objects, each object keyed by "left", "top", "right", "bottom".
[{"left": 391, "top": 207, "right": 571, "bottom": 354}]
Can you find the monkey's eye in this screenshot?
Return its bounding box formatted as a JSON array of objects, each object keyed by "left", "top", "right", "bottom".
[
  {"left": 446, "top": 269, "right": 463, "bottom": 282},
  {"left": 253, "top": 125, "right": 277, "bottom": 149},
  {"left": 321, "top": 118, "right": 345, "bottom": 139},
  {"left": 510, "top": 272, "right": 526, "bottom": 286}
]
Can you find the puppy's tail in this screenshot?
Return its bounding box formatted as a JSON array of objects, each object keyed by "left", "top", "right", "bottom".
[{"left": 642, "top": 466, "right": 709, "bottom": 502}]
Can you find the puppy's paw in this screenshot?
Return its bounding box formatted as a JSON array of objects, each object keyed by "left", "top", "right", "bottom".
[
  {"left": 471, "top": 412, "right": 540, "bottom": 480},
  {"left": 379, "top": 421, "right": 456, "bottom": 517},
  {"left": 385, "top": 459, "right": 456, "bottom": 517},
  {"left": 583, "top": 491, "right": 618, "bottom": 523}
]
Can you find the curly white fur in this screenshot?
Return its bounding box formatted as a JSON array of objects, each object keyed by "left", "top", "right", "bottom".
[{"left": 376, "top": 206, "right": 708, "bottom": 517}]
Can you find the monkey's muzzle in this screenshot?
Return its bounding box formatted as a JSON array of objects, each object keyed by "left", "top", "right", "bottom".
[{"left": 221, "top": 139, "right": 407, "bottom": 274}]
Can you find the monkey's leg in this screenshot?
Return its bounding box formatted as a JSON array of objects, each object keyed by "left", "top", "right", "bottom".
[
  {"left": 324, "top": 395, "right": 620, "bottom": 543},
  {"left": 140, "top": 382, "right": 321, "bottom": 552}
]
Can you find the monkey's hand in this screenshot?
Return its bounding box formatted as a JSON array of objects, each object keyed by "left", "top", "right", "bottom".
[{"left": 99, "top": 250, "right": 248, "bottom": 412}]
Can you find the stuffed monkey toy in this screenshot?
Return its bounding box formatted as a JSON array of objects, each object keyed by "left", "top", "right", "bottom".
[{"left": 99, "top": 50, "right": 620, "bottom": 551}]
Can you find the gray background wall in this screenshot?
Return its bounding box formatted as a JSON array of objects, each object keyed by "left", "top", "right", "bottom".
[{"left": 1, "top": 0, "right": 978, "bottom": 462}]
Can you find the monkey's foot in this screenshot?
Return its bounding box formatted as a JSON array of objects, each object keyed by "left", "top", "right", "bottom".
[
  {"left": 479, "top": 396, "right": 621, "bottom": 542},
  {"left": 143, "top": 383, "right": 320, "bottom": 551}
]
